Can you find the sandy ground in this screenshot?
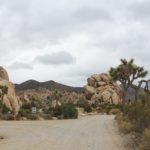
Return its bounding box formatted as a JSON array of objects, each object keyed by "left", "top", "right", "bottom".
[{"left": 0, "top": 115, "right": 125, "bottom": 150}]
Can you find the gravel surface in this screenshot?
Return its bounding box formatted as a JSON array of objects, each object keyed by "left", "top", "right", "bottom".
[{"left": 0, "top": 115, "right": 125, "bottom": 150}]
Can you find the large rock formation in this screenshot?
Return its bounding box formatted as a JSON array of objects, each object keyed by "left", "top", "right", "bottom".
[
  {"left": 84, "top": 73, "right": 122, "bottom": 104},
  {"left": 0, "top": 66, "right": 20, "bottom": 115},
  {"left": 0, "top": 66, "right": 9, "bottom": 81}
]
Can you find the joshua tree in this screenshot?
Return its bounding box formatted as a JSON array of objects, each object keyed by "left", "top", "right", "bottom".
[
  {"left": 109, "top": 59, "right": 148, "bottom": 102},
  {"left": 139, "top": 79, "right": 150, "bottom": 100},
  {"left": 53, "top": 90, "right": 62, "bottom": 106}
]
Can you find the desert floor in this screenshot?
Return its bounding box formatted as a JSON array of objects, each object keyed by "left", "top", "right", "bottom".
[{"left": 0, "top": 115, "right": 126, "bottom": 150}]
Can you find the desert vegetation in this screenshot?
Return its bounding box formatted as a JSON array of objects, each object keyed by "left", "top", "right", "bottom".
[
  {"left": 17, "top": 94, "right": 79, "bottom": 120},
  {"left": 116, "top": 95, "right": 150, "bottom": 150},
  {"left": 111, "top": 59, "right": 150, "bottom": 150}
]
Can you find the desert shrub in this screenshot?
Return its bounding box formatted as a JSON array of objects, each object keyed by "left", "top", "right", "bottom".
[
  {"left": 118, "top": 120, "right": 134, "bottom": 134},
  {"left": 115, "top": 113, "right": 123, "bottom": 123},
  {"left": 83, "top": 103, "right": 92, "bottom": 113},
  {"left": 122, "top": 102, "right": 150, "bottom": 133},
  {"left": 22, "top": 103, "right": 31, "bottom": 110},
  {"left": 0, "top": 100, "right": 3, "bottom": 109},
  {"left": 98, "top": 103, "right": 122, "bottom": 114},
  {"left": 40, "top": 114, "right": 52, "bottom": 120},
  {"left": 30, "top": 96, "right": 42, "bottom": 109},
  {"left": 26, "top": 114, "right": 39, "bottom": 120},
  {"left": 91, "top": 103, "right": 97, "bottom": 109},
  {"left": 18, "top": 103, "right": 31, "bottom": 117},
  {"left": 109, "top": 108, "right": 121, "bottom": 115},
  {"left": 138, "top": 92, "right": 147, "bottom": 103},
  {"left": 116, "top": 100, "right": 150, "bottom": 150},
  {"left": 0, "top": 100, "right": 10, "bottom": 114},
  {"left": 42, "top": 106, "right": 54, "bottom": 115},
  {"left": 18, "top": 97, "right": 43, "bottom": 118},
  {"left": 53, "top": 102, "right": 78, "bottom": 119},
  {"left": 77, "top": 100, "right": 92, "bottom": 113},
  {"left": 77, "top": 100, "right": 87, "bottom": 107},
  {"left": 139, "top": 128, "right": 150, "bottom": 150},
  {"left": 18, "top": 109, "right": 29, "bottom": 117},
  {"left": 42, "top": 108, "right": 49, "bottom": 114},
  {"left": 1, "top": 114, "right": 14, "bottom": 120},
  {"left": 1, "top": 104, "right": 10, "bottom": 114}
]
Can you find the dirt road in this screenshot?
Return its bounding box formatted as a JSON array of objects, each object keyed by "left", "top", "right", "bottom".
[{"left": 0, "top": 115, "right": 125, "bottom": 150}]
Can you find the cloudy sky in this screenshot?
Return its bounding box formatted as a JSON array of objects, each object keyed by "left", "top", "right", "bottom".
[{"left": 0, "top": 0, "right": 150, "bottom": 86}]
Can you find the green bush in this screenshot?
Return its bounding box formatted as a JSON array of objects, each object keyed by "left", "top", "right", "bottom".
[
  {"left": 18, "top": 98, "right": 42, "bottom": 118},
  {"left": 42, "top": 107, "right": 52, "bottom": 114},
  {"left": 83, "top": 104, "right": 92, "bottom": 113},
  {"left": 0, "top": 102, "right": 10, "bottom": 114},
  {"left": 98, "top": 103, "right": 122, "bottom": 114},
  {"left": 77, "top": 100, "right": 92, "bottom": 113},
  {"left": 77, "top": 100, "right": 87, "bottom": 107},
  {"left": 53, "top": 102, "right": 78, "bottom": 119},
  {"left": 18, "top": 103, "right": 32, "bottom": 117}
]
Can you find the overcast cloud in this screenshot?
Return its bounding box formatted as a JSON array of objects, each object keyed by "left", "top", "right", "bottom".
[
  {"left": 35, "top": 51, "right": 76, "bottom": 65},
  {"left": 0, "top": 0, "right": 150, "bottom": 86}
]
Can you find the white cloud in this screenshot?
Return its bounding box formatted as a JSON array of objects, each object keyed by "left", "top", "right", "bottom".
[
  {"left": 9, "top": 61, "right": 33, "bottom": 70},
  {"left": 35, "top": 51, "right": 76, "bottom": 65}
]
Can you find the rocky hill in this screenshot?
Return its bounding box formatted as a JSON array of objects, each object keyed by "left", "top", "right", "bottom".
[{"left": 15, "top": 80, "right": 83, "bottom": 93}]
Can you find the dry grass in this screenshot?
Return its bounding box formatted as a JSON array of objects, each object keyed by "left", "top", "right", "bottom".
[
  {"left": 118, "top": 121, "right": 134, "bottom": 134},
  {"left": 139, "top": 128, "right": 150, "bottom": 150}
]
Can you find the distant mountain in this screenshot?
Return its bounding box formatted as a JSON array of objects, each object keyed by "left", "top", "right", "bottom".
[
  {"left": 15, "top": 80, "right": 83, "bottom": 93},
  {"left": 15, "top": 80, "right": 144, "bottom": 99}
]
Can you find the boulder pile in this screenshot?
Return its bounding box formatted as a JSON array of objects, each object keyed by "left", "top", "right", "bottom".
[
  {"left": 0, "top": 66, "right": 20, "bottom": 115},
  {"left": 84, "top": 73, "right": 122, "bottom": 104}
]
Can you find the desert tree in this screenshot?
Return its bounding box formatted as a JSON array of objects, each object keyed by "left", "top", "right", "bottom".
[
  {"left": 139, "top": 79, "right": 150, "bottom": 101},
  {"left": 109, "top": 59, "right": 148, "bottom": 102},
  {"left": 53, "top": 90, "right": 62, "bottom": 106}
]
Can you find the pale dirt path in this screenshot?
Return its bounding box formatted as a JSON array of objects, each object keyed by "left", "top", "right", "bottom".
[{"left": 0, "top": 115, "right": 125, "bottom": 150}]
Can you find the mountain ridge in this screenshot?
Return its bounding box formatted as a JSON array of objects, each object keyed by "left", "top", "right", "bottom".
[
  {"left": 15, "top": 79, "right": 83, "bottom": 93},
  {"left": 15, "top": 80, "right": 143, "bottom": 98}
]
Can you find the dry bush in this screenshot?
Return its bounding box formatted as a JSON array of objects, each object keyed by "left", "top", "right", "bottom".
[
  {"left": 115, "top": 113, "right": 123, "bottom": 123},
  {"left": 1, "top": 114, "right": 15, "bottom": 120},
  {"left": 40, "top": 114, "right": 52, "bottom": 120},
  {"left": 115, "top": 110, "right": 133, "bottom": 134},
  {"left": 118, "top": 120, "right": 134, "bottom": 134},
  {"left": 109, "top": 108, "right": 121, "bottom": 115},
  {"left": 26, "top": 114, "right": 39, "bottom": 120},
  {"left": 139, "top": 128, "right": 150, "bottom": 150}
]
